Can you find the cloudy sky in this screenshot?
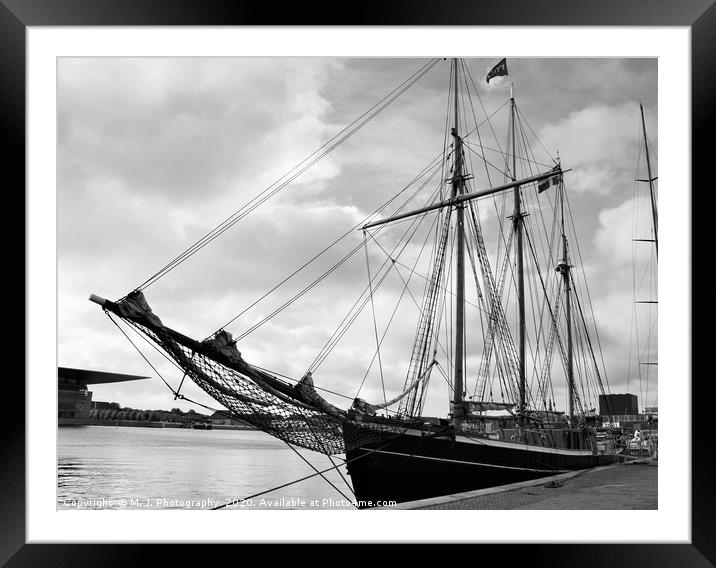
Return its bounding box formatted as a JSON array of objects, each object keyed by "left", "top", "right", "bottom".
[{"left": 57, "top": 57, "right": 658, "bottom": 417}]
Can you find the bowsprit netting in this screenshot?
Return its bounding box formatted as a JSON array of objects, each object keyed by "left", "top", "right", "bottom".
[{"left": 97, "top": 290, "right": 399, "bottom": 456}]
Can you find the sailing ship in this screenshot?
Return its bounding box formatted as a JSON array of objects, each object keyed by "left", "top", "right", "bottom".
[{"left": 90, "top": 58, "right": 622, "bottom": 507}]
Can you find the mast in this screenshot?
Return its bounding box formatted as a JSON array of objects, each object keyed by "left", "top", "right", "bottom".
[
  {"left": 640, "top": 103, "right": 658, "bottom": 257},
  {"left": 636, "top": 103, "right": 658, "bottom": 412},
  {"left": 511, "top": 84, "right": 527, "bottom": 425},
  {"left": 556, "top": 173, "right": 574, "bottom": 421},
  {"left": 452, "top": 58, "right": 466, "bottom": 430}
]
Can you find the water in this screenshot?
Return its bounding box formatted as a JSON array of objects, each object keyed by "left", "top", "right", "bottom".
[{"left": 57, "top": 426, "right": 355, "bottom": 510}]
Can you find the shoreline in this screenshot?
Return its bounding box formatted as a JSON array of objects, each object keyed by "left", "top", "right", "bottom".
[{"left": 58, "top": 420, "right": 256, "bottom": 430}]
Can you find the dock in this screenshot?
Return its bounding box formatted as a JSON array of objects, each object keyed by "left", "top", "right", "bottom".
[{"left": 381, "top": 461, "right": 657, "bottom": 510}]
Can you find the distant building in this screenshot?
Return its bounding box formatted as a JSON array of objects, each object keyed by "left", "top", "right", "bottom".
[
  {"left": 209, "top": 410, "right": 253, "bottom": 429},
  {"left": 599, "top": 393, "right": 638, "bottom": 416},
  {"left": 598, "top": 393, "right": 657, "bottom": 433},
  {"left": 58, "top": 367, "right": 149, "bottom": 425}
]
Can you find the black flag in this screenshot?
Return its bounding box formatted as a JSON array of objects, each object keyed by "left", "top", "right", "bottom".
[{"left": 486, "top": 58, "right": 508, "bottom": 83}]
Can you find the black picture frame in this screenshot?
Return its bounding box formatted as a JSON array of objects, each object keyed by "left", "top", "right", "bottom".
[{"left": 7, "top": 0, "right": 709, "bottom": 565}]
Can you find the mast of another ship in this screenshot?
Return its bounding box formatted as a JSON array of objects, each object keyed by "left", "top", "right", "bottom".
[
  {"left": 510, "top": 84, "right": 527, "bottom": 428},
  {"left": 640, "top": 103, "right": 658, "bottom": 257},
  {"left": 637, "top": 103, "right": 658, "bottom": 413},
  {"left": 452, "top": 58, "right": 466, "bottom": 430}
]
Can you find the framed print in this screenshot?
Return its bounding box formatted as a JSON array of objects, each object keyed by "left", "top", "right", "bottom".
[{"left": 7, "top": 0, "right": 710, "bottom": 565}]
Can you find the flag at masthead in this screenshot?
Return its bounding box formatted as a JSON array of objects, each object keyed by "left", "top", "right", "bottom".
[{"left": 486, "top": 58, "right": 508, "bottom": 83}]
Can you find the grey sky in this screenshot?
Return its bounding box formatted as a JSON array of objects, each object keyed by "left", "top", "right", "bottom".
[{"left": 58, "top": 57, "right": 658, "bottom": 417}]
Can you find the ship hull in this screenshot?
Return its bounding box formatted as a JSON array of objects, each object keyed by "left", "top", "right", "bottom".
[{"left": 344, "top": 424, "right": 620, "bottom": 508}]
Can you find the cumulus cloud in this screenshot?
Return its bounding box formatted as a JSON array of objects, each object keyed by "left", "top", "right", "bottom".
[{"left": 58, "top": 58, "right": 343, "bottom": 203}]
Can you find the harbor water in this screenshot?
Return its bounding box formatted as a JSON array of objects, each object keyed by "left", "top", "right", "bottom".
[{"left": 57, "top": 425, "right": 355, "bottom": 510}]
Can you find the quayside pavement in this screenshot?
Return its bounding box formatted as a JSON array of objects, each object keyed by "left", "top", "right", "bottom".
[{"left": 379, "top": 461, "right": 657, "bottom": 510}]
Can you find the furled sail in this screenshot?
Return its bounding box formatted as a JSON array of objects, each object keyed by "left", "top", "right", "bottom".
[
  {"left": 465, "top": 401, "right": 515, "bottom": 412},
  {"left": 91, "top": 290, "right": 366, "bottom": 455},
  {"left": 293, "top": 372, "right": 345, "bottom": 418},
  {"left": 450, "top": 400, "right": 516, "bottom": 415},
  {"left": 351, "top": 360, "right": 437, "bottom": 417}
]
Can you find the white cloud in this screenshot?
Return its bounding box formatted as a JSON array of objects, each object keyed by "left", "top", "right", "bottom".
[
  {"left": 58, "top": 58, "right": 343, "bottom": 203},
  {"left": 594, "top": 196, "right": 655, "bottom": 268}
]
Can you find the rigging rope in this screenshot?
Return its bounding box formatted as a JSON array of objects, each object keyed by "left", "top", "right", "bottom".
[
  {"left": 213, "top": 151, "right": 449, "bottom": 337},
  {"left": 131, "top": 58, "right": 442, "bottom": 297},
  {"left": 212, "top": 437, "right": 405, "bottom": 510},
  {"left": 309, "top": 175, "right": 446, "bottom": 376},
  {"left": 563, "top": 189, "right": 612, "bottom": 395},
  {"left": 363, "top": 230, "right": 388, "bottom": 407},
  {"left": 350, "top": 216, "right": 442, "bottom": 401}
]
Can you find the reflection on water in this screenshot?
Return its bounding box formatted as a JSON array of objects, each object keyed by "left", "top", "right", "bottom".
[{"left": 57, "top": 426, "right": 354, "bottom": 510}]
